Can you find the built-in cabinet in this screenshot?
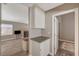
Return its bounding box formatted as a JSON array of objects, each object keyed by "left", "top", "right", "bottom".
[
  {"left": 34, "top": 6, "right": 45, "bottom": 28},
  {"left": 31, "top": 39, "right": 50, "bottom": 56},
  {"left": 30, "top": 6, "right": 45, "bottom": 28}
]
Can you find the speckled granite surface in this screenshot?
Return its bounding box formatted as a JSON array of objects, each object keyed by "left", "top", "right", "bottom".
[{"left": 31, "top": 36, "right": 49, "bottom": 43}]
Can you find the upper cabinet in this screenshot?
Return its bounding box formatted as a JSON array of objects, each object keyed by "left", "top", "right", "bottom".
[
  {"left": 34, "top": 6, "right": 45, "bottom": 28},
  {"left": 30, "top": 6, "right": 45, "bottom": 29}
]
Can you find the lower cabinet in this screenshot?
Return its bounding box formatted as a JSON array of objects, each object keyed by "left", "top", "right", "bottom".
[{"left": 31, "top": 39, "right": 50, "bottom": 56}]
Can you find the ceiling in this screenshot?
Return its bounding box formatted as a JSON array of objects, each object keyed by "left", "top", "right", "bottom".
[
  {"left": 37, "top": 3, "right": 64, "bottom": 11},
  {"left": 22, "top": 3, "right": 64, "bottom": 11}
]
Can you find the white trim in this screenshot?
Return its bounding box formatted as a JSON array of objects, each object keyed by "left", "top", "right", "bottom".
[
  {"left": 52, "top": 8, "right": 79, "bottom": 56},
  {"left": 53, "top": 8, "right": 77, "bottom": 17},
  {"left": 74, "top": 8, "right": 79, "bottom": 56},
  {"left": 52, "top": 16, "right": 55, "bottom": 56}
]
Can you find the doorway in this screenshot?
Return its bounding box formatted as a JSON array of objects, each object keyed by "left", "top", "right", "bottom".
[{"left": 52, "top": 8, "right": 79, "bottom": 56}]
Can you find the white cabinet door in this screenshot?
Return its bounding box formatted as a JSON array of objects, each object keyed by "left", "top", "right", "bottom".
[
  {"left": 31, "top": 39, "right": 49, "bottom": 56},
  {"left": 31, "top": 40, "right": 40, "bottom": 56},
  {"left": 34, "top": 7, "right": 45, "bottom": 28},
  {"left": 40, "top": 39, "right": 50, "bottom": 56}
]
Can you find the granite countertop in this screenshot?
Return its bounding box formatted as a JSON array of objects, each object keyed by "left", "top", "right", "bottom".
[{"left": 31, "top": 36, "right": 49, "bottom": 43}]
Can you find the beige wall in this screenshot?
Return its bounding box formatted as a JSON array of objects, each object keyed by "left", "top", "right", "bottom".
[
  {"left": 29, "top": 28, "right": 42, "bottom": 38},
  {"left": 1, "top": 20, "right": 28, "bottom": 41},
  {"left": 59, "top": 12, "right": 75, "bottom": 41},
  {"left": 41, "top": 3, "right": 79, "bottom": 53}
]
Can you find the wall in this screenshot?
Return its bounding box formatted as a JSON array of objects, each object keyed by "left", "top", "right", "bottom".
[
  {"left": 29, "top": 28, "right": 42, "bottom": 38},
  {"left": 59, "top": 12, "right": 75, "bottom": 41},
  {"left": 41, "top": 3, "right": 79, "bottom": 54},
  {"left": 1, "top": 20, "right": 28, "bottom": 41},
  {"left": 1, "top": 4, "right": 28, "bottom": 24}
]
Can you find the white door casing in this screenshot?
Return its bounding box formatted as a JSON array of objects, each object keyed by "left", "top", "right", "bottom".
[
  {"left": 52, "top": 16, "right": 55, "bottom": 56},
  {"left": 54, "top": 17, "right": 59, "bottom": 55},
  {"left": 52, "top": 16, "right": 59, "bottom": 55}
]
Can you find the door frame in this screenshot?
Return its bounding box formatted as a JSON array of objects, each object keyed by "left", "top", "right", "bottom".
[
  {"left": 52, "top": 8, "right": 79, "bottom": 56},
  {"left": 54, "top": 16, "right": 59, "bottom": 55}
]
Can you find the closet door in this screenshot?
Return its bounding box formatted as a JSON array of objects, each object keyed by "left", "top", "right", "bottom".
[{"left": 54, "top": 17, "right": 59, "bottom": 55}]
